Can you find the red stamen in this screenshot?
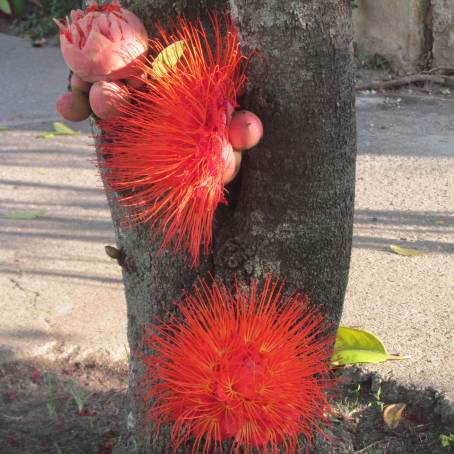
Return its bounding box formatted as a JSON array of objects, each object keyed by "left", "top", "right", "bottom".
[
  {"left": 142, "top": 275, "right": 335, "bottom": 453},
  {"left": 98, "top": 14, "right": 247, "bottom": 266}
]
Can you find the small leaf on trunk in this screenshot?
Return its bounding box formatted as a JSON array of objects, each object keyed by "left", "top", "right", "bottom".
[{"left": 152, "top": 40, "right": 186, "bottom": 78}]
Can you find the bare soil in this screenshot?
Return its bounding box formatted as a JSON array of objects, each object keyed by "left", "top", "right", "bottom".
[
  {"left": 0, "top": 359, "right": 127, "bottom": 454},
  {"left": 1, "top": 359, "right": 452, "bottom": 454}
]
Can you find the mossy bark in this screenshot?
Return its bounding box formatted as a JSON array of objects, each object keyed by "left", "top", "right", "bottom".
[{"left": 104, "top": 1, "right": 356, "bottom": 452}]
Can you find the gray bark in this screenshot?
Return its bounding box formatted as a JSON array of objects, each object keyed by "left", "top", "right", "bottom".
[{"left": 103, "top": 1, "right": 356, "bottom": 452}]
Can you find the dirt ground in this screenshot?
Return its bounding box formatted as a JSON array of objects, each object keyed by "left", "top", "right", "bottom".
[
  {"left": 1, "top": 358, "right": 453, "bottom": 454},
  {"left": 0, "top": 359, "right": 127, "bottom": 454}
]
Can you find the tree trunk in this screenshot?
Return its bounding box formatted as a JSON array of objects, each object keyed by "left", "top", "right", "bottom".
[{"left": 103, "top": 1, "right": 356, "bottom": 452}]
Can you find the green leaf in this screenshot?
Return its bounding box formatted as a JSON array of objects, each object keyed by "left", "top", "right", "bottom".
[
  {"left": 0, "top": 0, "right": 12, "bottom": 15},
  {"left": 152, "top": 40, "right": 186, "bottom": 78},
  {"left": 10, "top": 0, "right": 25, "bottom": 15},
  {"left": 53, "top": 122, "right": 76, "bottom": 135},
  {"left": 439, "top": 433, "right": 454, "bottom": 449},
  {"left": 0, "top": 209, "right": 47, "bottom": 220},
  {"left": 389, "top": 244, "right": 424, "bottom": 256},
  {"left": 332, "top": 326, "right": 408, "bottom": 366},
  {"left": 38, "top": 132, "right": 55, "bottom": 139}
]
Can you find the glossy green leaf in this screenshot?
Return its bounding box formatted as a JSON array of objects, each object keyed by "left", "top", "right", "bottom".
[
  {"left": 0, "top": 209, "right": 47, "bottom": 220},
  {"left": 389, "top": 244, "right": 424, "bottom": 256},
  {"left": 0, "top": 0, "right": 12, "bottom": 15},
  {"left": 152, "top": 40, "right": 186, "bottom": 78},
  {"left": 53, "top": 122, "right": 76, "bottom": 135},
  {"left": 332, "top": 326, "right": 408, "bottom": 366}
]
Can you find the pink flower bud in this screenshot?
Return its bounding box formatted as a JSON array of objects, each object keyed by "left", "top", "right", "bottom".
[
  {"left": 228, "top": 110, "right": 263, "bottom": 150},
  {"left": 54, "top": 0, "right": 148, "bottom": 82},
  {"left": 56, "top": 91, "right": 91, "bottom": 122},
  {"left": 89, "top": 80, "right": 129, "bottom": 120}
]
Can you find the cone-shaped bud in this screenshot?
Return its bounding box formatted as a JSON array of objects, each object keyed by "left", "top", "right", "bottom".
[{"left": 55, "top": 0, "right": 148, "bottom": 82}]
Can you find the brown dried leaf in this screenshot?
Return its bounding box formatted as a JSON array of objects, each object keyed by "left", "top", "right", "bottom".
[{"left": 383, "top": 403, "right": 406, "bottom": 429}]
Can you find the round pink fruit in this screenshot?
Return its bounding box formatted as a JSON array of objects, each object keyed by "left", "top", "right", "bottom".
[
  {"left": 89, "top": 81, "right": 129, "bottom": 120},
  {"left": 222, "top": 143, "right": 242, "bottom": 184},
  {"left": 56, "top": 91, "right": 91, "bottom": 122},
  {"left": 70, "top": 73, "right": 92, "bottom": 93},
  {"left": 228, "top": 110, "right": 263, "bottom": 150}
]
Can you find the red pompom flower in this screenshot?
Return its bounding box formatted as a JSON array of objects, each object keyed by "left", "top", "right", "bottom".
[
  {"left": 142, "top": 276, "right": 334, "bottom": 453},
  {"left": 98, "top": 15, "right": 247, "bottom": 265}
]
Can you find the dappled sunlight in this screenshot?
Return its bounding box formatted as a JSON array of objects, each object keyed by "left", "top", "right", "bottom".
[{"left": 0, "top": 124, "right": 126, "bottom": 366}]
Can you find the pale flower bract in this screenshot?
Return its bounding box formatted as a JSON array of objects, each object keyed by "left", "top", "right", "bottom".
[{"left": 54, "top": 0, "right": 148, "bottom": 82}]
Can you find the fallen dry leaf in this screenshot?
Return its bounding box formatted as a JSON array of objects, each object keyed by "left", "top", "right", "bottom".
[{"left": 383, "top": 403, "right": 406, "bottom": 429}]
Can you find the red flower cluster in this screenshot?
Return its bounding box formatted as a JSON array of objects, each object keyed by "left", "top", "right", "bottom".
[
  {"left": 98, "top": 15, "right": 247, "bottom": 266},
  {"left": 143, "top": 276, "right": 334, "bottom": 453}
]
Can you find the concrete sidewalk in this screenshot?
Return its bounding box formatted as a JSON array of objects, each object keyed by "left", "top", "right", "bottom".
[
  {"left": 0, "top": 34, "right": 453, "bottom": 414},
  {"left": 343, "top": 94, "right": 454, "bottom": 419},
  {"left": 0, "top": 33, "right": 126, "bottom": 361}
]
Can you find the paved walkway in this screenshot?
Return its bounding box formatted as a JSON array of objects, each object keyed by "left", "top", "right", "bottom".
[
  {"left": 1, "top": 34, "right": 453, "bottom": 411},
  {"left": 343, "top": 94, "right": 454, "bottom": 416},
  {"left": 0, "top": 33, "right": 125, "bottom": 361}
]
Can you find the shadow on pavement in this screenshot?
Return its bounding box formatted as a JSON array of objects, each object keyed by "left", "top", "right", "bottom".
[{"left": 353, "top": 209, "right": 454, "bottom": 253}]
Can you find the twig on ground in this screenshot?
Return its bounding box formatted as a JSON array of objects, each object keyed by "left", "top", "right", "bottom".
[
  {"left": 356, "top": 74, "right": 454, "bottom": 91},
  {"left": 353, "top": 440, "right": 383, "bottom": 453},
  {"left": 426, "top": 66, "right": 454, "bottom": 75},
  {"left": 1, "top": 414, "right": 23, "bottom": 421}
]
